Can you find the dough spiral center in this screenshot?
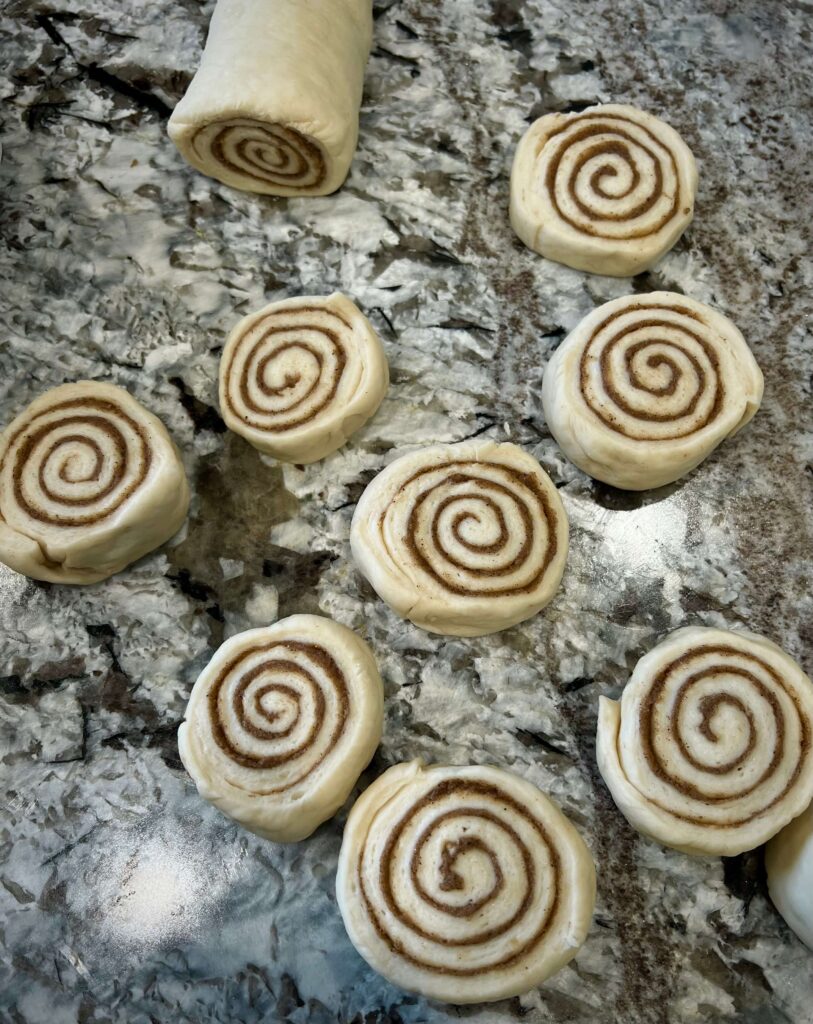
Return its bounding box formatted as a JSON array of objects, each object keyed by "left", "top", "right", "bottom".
[
  {"left": 192, "top": 119, "right": 327, "bottom": 190},
  {"left": 635, "top": 645, "right": 811, "bottom": 827},
  {"left": 388, "top": 461, "right": 559, "bottom": 598}
]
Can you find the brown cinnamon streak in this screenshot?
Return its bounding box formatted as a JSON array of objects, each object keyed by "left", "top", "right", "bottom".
[
  {"left": 198, "top": 121, "right": 326, "bottom": 189},
  {"left": 224, "top": 306, "right": 351, "bottom": 433},
  {"left": 579, "top": 303, "right": 724, "bottom": 440}
]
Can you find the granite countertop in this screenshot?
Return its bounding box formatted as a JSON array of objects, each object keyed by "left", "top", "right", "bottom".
[{"left": 1, "top": 1, "right": 812, "bottom": 1022}]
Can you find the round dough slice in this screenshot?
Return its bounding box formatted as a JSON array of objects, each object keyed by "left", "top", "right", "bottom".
[
  {"left": 597, "top": 626, "right": 813, "bottom": 856},
  {"left": 542, "top": 292, "right": 763, "bottom": 490},
  {"left": 350, "top": 440, "right": 569, "bottom": 637},
  {"left": 510, "top": 104, "right": 698, "bottom": 276},
  {"left": 178, "top": 614, "right": 384, "bottom": 842},
  {"left": 0, "top": 381, "right": 189, "bottom": 584},
  {"left": 219, "top": 293, "right": 389, "bottom": 463},
  {"left": 336, "top": 760, "right": 596, "bottom": 1004},
  {"left": 766, "top": 801, "right": 813, "bottom": 950}
]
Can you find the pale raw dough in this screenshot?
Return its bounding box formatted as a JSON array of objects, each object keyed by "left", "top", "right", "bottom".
[
  {"left": 542, "top": 292, "right": 763, "bottom": 490},
  {"left": 219, "top": 292, "right": 388, "bottom": 463},
  {"left": 597, "top": 626, "right": 813, "bottom": 856},
  {"left": 510, "top": 104, "right": 698, "bottom": 276},
  {"left": 350, "top": 440, "right": 569, "bottom": 637},
  {"left": 178, "top": 614, "right": 384, "bottom": 843},
  {"left": 0, "top": 381, "right": 189, "bottom": 585},
  {"left": 766, "top": 802, "right": 813, "bottom": 951},
  {"left": 336, "top": 760, "right": 596, "bottom": 1004},
  {"left": 168, "top": 0, "right": 372, "bottom": 196}
]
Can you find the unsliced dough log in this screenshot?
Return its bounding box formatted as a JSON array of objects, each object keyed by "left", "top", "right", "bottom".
[
  {"left": 178, "top": 614, "right": 384, "bottom": 842},
  {"left": 350, "top": 441, "right": 569, "bottom": 637},
  {"left": 336, "top": 760, "right": 596, "bottom": 1003},
  {"left": 0, "top": 381, "right": 189, "bottom": 584},
  {"left": 510, "top": 104, "right": 697, "bottom": 276},
  {"left": 766, "top": 801, "right": 813, "bottom": 950},
  {"left": 597, "top": 627, "right": 813, "bottom": 856},
  {"left": 168, "top": 0, "right": 372, "bottom": 196},
  {"left": 542, "top": 292, "right": 763, "bottom": 490},
  {"left": 219, "top": 293, "right": 388, "bottom": 463}
]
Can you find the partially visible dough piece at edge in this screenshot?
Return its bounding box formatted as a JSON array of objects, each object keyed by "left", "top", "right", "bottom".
[{"left": 767, "top": 802, "right": 813, "bottom": 950}]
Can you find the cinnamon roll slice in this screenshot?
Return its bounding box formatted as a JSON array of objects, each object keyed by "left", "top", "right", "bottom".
[
  {"left": 510, "top": 104, "right": 698, "bottom": 276},
  {"left": 336, "top": 760, "right": 596, "bottom": 1004},
  {"left": 0, "top": 381, "right": 189, "bottom": 584},
  {"left": 350, "top": 441, "right": 569, "bottom": 637},
  {"left": 767, "top": 801, "right": 813, "bottom": 950},
  {"left": 597, "top": 627, "right": 813, "bottom": 856},
  {"left": 219, "top": 293, "right": 388, "bottom": 463},
  {"left": 542, "top": 292, "right": 763, "bottom": 490},
  {"left": 168, "top": 0, "right": 372, "bottom": 196},
  {"left": 178, "top": 614, "right": 384, "bottom": 843}
]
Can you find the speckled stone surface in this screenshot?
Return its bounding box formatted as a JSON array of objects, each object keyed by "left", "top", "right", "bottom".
[{"left": 1, "top": 1, "right": 812, "bottom": 1021}]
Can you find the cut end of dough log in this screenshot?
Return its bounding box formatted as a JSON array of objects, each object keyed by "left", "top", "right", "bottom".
[
  {"left": 167, "top": 0, "right": 373, "bottom": 196},
  {"left": 169, "top": 116, "right": 337, "bottom": 197}
]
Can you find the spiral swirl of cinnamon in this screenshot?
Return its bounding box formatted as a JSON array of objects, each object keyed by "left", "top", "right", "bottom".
[
  {"left": 178, "top": 615, "right": 383, "bottom": 843},
  {"left": 510, "top": 104, "right": 697, "bottom": 275},
  {"left": 541, "top": 292, "right": 763, "bottom": 490},
  {"left": 219, "top": 293, "right": 388, "bottom": 463},
  {"left": 4, "top": 396, "right": 150, "bottom": 528},
  {"left": 580, "top": 298, "right": 726, "bottom": 441},
  {"left": 543, "top": 110, "right": 686, "bottom": 241},
  {"left": 0, "top": 381, "right": 189, "bottom": 584},
  {"left": 206, "top": 639, "right": 350, "bottom": 791},
  {"left": 190, "top": 120, "right": 326, "bottom": 192},
  {"left": 597, "top": 627, "right": 813, "bottom": 856},
  {"left": 350, "top": 442, "right": 569, "bottom": 636},
  {"left": 336, "top": 762, "right": 595, "bottom": 1003},
  {"left": 223, "top": 303, "right": 349, "bottom": 434}
]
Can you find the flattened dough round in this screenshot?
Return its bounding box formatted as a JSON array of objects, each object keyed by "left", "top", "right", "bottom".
[
  {"left": 510, "top": 104, "right": 697, "bottom": 276},
  {"left": 597, "top": 626, "right": 813, "bottom": 856},
  {"left": 542, "top": 292, "right": 763, "bottom": 490},
  {"left": 336, "top": 760, "right": 596, "bottom": 1003},
  {"left": 0, "top": 381, "right": 189, "bottom": 584},
  {"left": 219, "top": 293, "right": 388, "bottom": 463},
  {"left": 178, "top": 614, "right": 384, "bottom": 842},
  {"left": 350, "top": 440, "right": 569, "bottom": 636}
]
